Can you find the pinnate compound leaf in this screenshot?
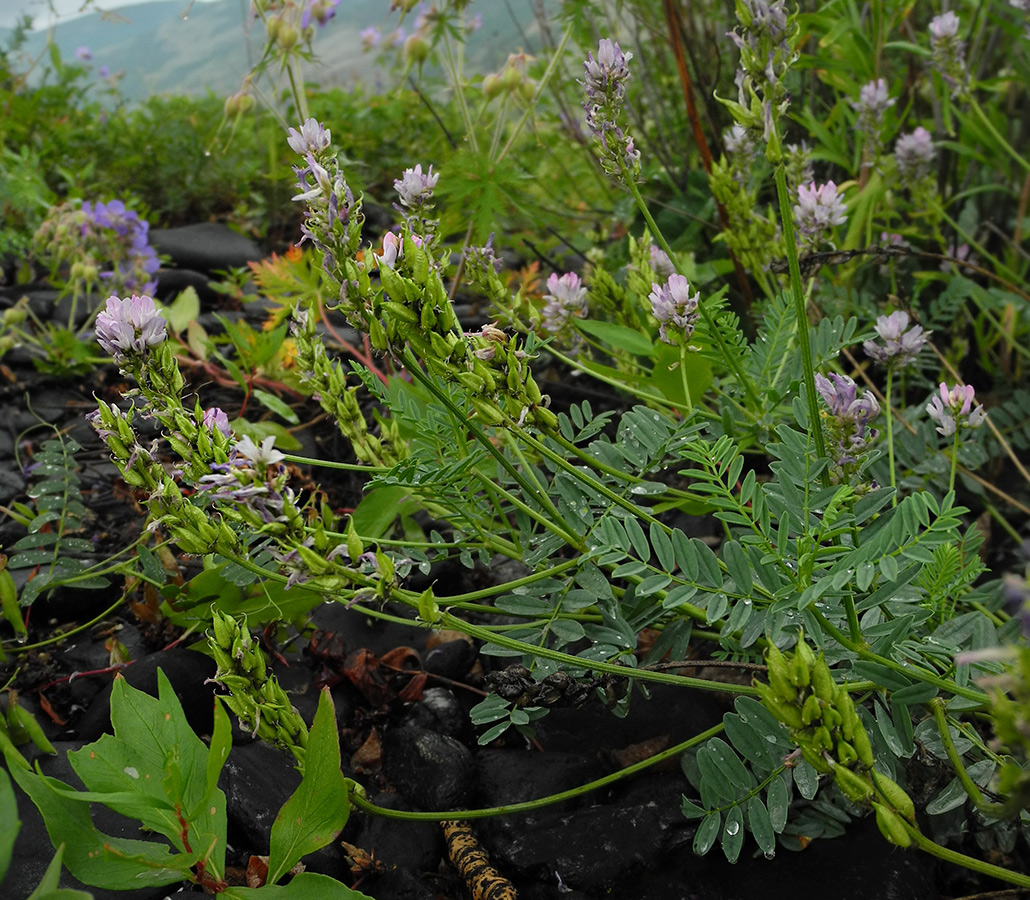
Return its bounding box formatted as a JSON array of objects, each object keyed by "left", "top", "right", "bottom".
[
  {"left": 268, "top": 689, "right": 350, "bottom": 884},
  {"left": 221, "top": 871, "right": 374, "bottom": 899}
]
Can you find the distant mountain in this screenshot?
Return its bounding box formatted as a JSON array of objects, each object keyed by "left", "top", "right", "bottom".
[{"left": 1, "top": 0, "right": 552, "bottom": 102}]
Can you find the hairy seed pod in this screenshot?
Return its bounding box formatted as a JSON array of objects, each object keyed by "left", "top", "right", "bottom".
[
  {"left": 835, "top": 739, "right": 858, "bottom": 766},
  {"left": 812, "top": 725, "right": 834, "bottom": 752},
  {"left": 790, "top": 646, "right": 811, "bottom": 689},
  {"left": 872, "top": 771, "right": 916, "bottom": 822},
  {"left": 755, "top": 681, "right": 804, "bottom": 730},
  {"left": 765, "top": 644, "right": 797, "bottom": 703},
  {"left": 802, "top": 694, "right": 823, "bottom": 726},
  {"left": 832, "top": 762, "right": 872, "bottom": 802},
  {"left": 852, "top": 724, "right": 875, "bottom": 769},
  {"left": 801, "top": 745, "right": 833, "bottom": 774},
  {"left": 873, "top": 802, "right": 912, "bottom": 847},
  {"left": 811, "top": 655, "right": 836, "bottom": 702}
]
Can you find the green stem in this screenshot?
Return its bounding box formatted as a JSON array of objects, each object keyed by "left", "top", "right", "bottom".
[
  {"left": 441, "top": 611, "right": 758, "bottom": 695},
  {"left": 885, "top": 366, "right": 897, "bottom": 505},
  {"left": 773, "top": 165, "right": 829, "bottom": 486},
  {"left": 621, "top": 175, "right": 761, "bottom": 409},
  {"left": 440, "top": 29, "right": 477, "bottom": 152},
  {"left": 286, "top": 56, "right": 309, "bottom": 122},
  {"left": 968, "top": 96, "right": 1030, "bottom": 175},
  {"left": 949, "top": 429, "right": 960, "bottom": 494},
  {"left": 930, "top": 698, "right": 1003, "bottom": 815},
  {"left": 811, "top": 609, "right": 988, "bottom": 706},
  {"left": 678, "top": 342, "right": 693, "bottom": 413},
  {"left": 348, "top": 722, "right": 725, "bottom": 821},
  {"left": 902, "top": 820, "right": 1030, "bottom": 889}
]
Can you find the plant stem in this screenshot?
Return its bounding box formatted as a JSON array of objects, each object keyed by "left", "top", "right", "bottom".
[
  {"left": 348, "top": 722, "right": 726, "bottom": 821},
  {"left": 885, "top": 366, "right": 898, "bottom": 505},
  {"left": 949, "top": 429, "right": 960, "bottom": 494},
  {"left": 773, "top": 165, "right": 829, "bottom": 487},
  {"left": 678, "top": 342, "right": 693, "bottom": 413},
  {"left": 902, "top": 820, "right": 1030, "bottom": 889}
]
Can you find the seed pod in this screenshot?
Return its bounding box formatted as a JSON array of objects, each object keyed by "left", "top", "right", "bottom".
[
  {"left": 811, "top": 654, "right": 836, "bottom": 703},
  {"left": 420, "top": 301, "right": 437, "bottom": 331},
  {"left": 802, "top": 694, "right": 823, "bottom": 726},
  {"left": 835, "top": 739, "right": 858, "bottom": 766},
  {"left": 790, "top": 646, "right": 811, "bottom": 689},
  {"left": 765, "top": 644, "right": 797, "bottom": 703},
  {"left": 0, "top": 568, "right": 26, "bottom": 639},
  {"left": 812, "top": 725, "right": 834, "bottom": 752},
  {"left": 801, "top": 745, "right": 832, "bottom": 774},
  {"left": 873, "top": 802, "right": 912, "bottom": 847},
  {"left": 755, "top": 681, "right": 804, "bottom": 730},
  {"left": 6, "top": 698, "right": 56, "bottom": 755},
  {"left": 872, "top": 770, "right": 916, "bottom": 822},
  {"left": 823, "top": 706, "right": 843, "bottom": 729},
  {"left": 835, "top": 692, "right": 858, "bottom": 741},
  {"left": 832, "top": 762, "right": 872, "bottom": 802},
  {"left": 852, "top": 724, "right": 875, "bottom": 769},
  {"left": 418, "top": 586, "right": 439, "bottom": 624},
  {"left": 383, "top": 301, "right": 418, "bottom": 326}
]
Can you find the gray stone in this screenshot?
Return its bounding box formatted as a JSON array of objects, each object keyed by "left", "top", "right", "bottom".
[{"left": 150, "top": 223, "right": 263, "bottom": 272}]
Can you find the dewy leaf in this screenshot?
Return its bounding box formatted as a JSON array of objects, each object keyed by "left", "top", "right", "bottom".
[
  {"left": 267, "top": 689, "right": 350, "bottom": 884},
  {"left": 0, "top": 767, "right": 20, "bottom": 882},
  {"left": 221, "top": 871, "right": 374, "bottom": 899},
  {"left": 6, "top": 762, "right": 195, "bottom": 890},
  {"left": 67, "top": 670, "right": 226, "bottom": 874}
]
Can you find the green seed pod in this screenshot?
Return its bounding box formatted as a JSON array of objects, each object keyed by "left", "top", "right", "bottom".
[
  {"left": 346, "top": 520, "right": 364, "bottom": 563},
  {"left": 873, "top": 802, "right": 912, "bottom": 847},
  {"left": 6, "top": 698, "right": 56, "bottom": 755},
  {"left": 765, "top": 643, "right": 797, "bottom": 703},
  {"left": 801, "top": 694, "right": 823, "bottom": 726},
  {"left": 835, "top": 739, "right": 858, "bottom": 767},
  {"left": 852, "top": 723, "right": 875, "bottom": 769},
  {"left": 832, "top": 761, "right": 872, "bottom": 802},
  {"left": 835, "top": 692, "right": 858, "bottom": 741},
  {"left": 384, "top": 300, "right": 418, "bottom": 325},
  {"left": 872, "top": 770, "right": 916, "bottom": 822},
  {"left": 483, "top": 72, "right": 504, "bottom": 99},
  {"left": 420, "top": 301, "right": 437, "bottom": 331},
  {"left": 791, "top": 646, "right": 811, "bottom": 689},
  {"left": 811, "top": 654, "right": 836, "bottom": 703},
  {"left": 823, "top": 706, "right": 843, "bottom": 730},
  {"left": 417, "top": 586, "right": 440, "bottom": 624},
  {"left": 812, "top": 725, "right": 834, "bottom": 752},
  {"left": 801, "top": 745, "right": 833, "bottom": 774},
  {"left": 755, "top": 681, "right": 804, "bottom": 730},
  {"left": 212, "top": 613, "right": 233, "bottom": 649}
]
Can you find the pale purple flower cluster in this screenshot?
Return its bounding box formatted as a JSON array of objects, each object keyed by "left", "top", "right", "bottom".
[
  {"left": 926, "top": 383, "right": 987, "bottom": 436},
  {"left": 894, "top": 127, "right": 935, "bottom": 185},
  {"left": 851, "top": 78, "right": 895, "bottom": 157},
  {"left": 863, "top": 311, "right": 930, "bottom": 369},
  {"left": 815, "top": 372, "right": 881, "bottom": 469},
  {"left": 80, "top": 200, "right": 160, "bottom": 295},
  {"left": 541, "top": 272, "right": 588, "bottom": 335},
  {"left": 289, "top": 118, "right": 356, "bottom": 251},
  {"left": 727, "top": 0, "right": 795, "bottom": 141},
  {"left": 649, "top": 244, "right": 676, "bottom": 280},
  {"left": 929, "top": 11, "right": 967, "bottom": 90},
  {"left": 649, "top": 274, "right": 700, "bottom": 345},
  {"left": 196, "top": 436, "right": 292, "bottom": 523},
  {"left": 75, "top": 46, "right": 92, "bottom": 61},
  {"left": 794, "top": 181, "right": 847, "bottom": 243},
  {"left": 581, "top": 39, "right": 641, "bottom": 181},
  {"left": 360, "top": 26, "right": 382, "bottom": 49},
  {"left": 784, "top": 142, "right": 814, "bottom": 195},
  {"left": 375, "top": 232, "right": 403, "bottom": 269},
  {"left": 95, "top": 293, "right": 167, "bottom": 361},
  {"left": 724, "top": 124, "right": 758, "bottom": 182},
  {"left": 394, "top": 164, "right": 439, "bottom": 209}
]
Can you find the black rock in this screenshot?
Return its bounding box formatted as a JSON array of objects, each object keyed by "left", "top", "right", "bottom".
[
  {"left": 353, "top": 791, "right": 443, "bottom": 872},
  {"left": 0, "top": 467, "right": 25, "bottom": 506},
  {"left": 150, "top": 223, "right": 264, "bottom": 273},
  {"left": 422, "top": 639, "right": 476, "bottom": 681},
  {"left": 220, "top": 738, "right": 301, "bottom": 855},
  {"left": 381, "top": 726, "right": 475, "bottom": 811},
  {"left": 153, "top": 266, "right": 220, "bottom": 305},
  {"left": 399, "top": 687, "right": 470, "bottom": 742},
  {"left": 75, "top": 648, "right": 218, "bottom": 742},
  {"left": 476, "top": 748, "right": 600, "bottom": 808}
]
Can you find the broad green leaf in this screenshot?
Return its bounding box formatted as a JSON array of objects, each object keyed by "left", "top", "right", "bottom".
[
  {"left": 575, "top": 319, "right": 655, "bottom": 357},
  {"left": 252, "top": 389, "right": 300, "bottom": 425},
  {"left": 792, "top": 758, "right": 819, "bottom": 800},
  {"left": 351, "top": 486, "right": 409, "bottom": 538},
  {"left": 0, "top": 767, "right": 19, "bottom": 882},
  {"left": 267, "top": 690, "right": 350, "bottom": 884},
  {"left": 222, "top": 871, "right": 374, "bottom": 899},
  {"left": 926, "top": 760, "right": 995, "bottom": 815},
  {"left": 161, "top": 287, "right": 200, "bottom": 335},
  {"left": 25, "top": 845, "right": 93, "bottom": 900},
  {"left": 650, "top": 342, "right": 713, "bottom": 407},
  {"left": 7, "top": 762, "right": 194, "bottom": 890},
  {"left": 68, "top": 670, "right": 226, "bottom": 867},
  {"left": 693, "top": 811, "right": 721, "bottom": 855},
  {"left": 722, "top": 712, "right": 772, "bottom": 770},
  {"left": 205, "top": 696, "right": 233, "bottom": 804},
  {"left": 766, "top": 773, "right": 790, "bottom": 832}
]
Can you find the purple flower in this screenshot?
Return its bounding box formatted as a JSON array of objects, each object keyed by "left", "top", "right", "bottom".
[
  {"left": 300, "top": 0, "right": 339, "bottom": 28},
  {"left": 375, "top": 232, "right": 402, "bottom": 269},
  {"left": 815, "top": 372, "right": 880, "bottom": 473},
  {"left": 894, "top": 127, "right": 935, "bottom": 184},
  {"left": 927, "top": 383, "right": 986, "bottom": 437},
  {"left": 203, "top": 407, "right": 232, "bottom": 438},
  {"left": 541, "top": 272, "right": 588, "bottom": 335},
  {"left": 649, "top": 274, "right": 700, "bottom": 345},
  {"left": 794, "top": 181, "right": 847, "bottom": 242},
  {"left": 360, "top": 26, "right": 382, "bottom": 49},
  {"left": 394, "top": 163, "right": 439, "bottom": 208},
  {"left": 649, "top": 244, "right": 676, "bottom": 279},
  {"left": 287, "top": 118, "right": 331, "bottom": 155},
  {"left": 929, "top": 12, "right": 967, "bottom": 89},
  {"left": 76, "top": 46, "right": 92, "bottom": 61},
  {"left": 98, "top": 65, "right": 109, "bottom": 78},
  {"left": 581, "top": 39, "right": 640, "bottom": 183},
  {"left": 863, "top": 311, "right": 930, "bottom": 368},
  {"left": 851, "top": 78, "right": 895, "bottom": 156},
  {"left": 95, "top": 294, "right": 167, "bottom": 359}
]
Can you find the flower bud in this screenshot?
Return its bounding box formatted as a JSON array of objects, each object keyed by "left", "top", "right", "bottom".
[
  {"left": 503, "top": 65, "right": 523, "bottom": 92},
  {"left": 276, "top": 24, "right": 299, "bottom": 50},
  {"left": 404, "top": 33, "right": 430, "bottom": 64},
  {"left": 3, "top": 306, "right": 26, "bottom": 327},
  {"left": 483, "top": 72, "right": 504, "bottom": 99}
]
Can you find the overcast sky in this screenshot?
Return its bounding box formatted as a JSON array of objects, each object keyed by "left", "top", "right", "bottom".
[{"left": 1, "top": 0, "right": 220, "bottom": 30}]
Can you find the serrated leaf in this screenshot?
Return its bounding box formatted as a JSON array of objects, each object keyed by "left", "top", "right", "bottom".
[{"left": 267, "top": 689, "right": 350, "bottom": 884}]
